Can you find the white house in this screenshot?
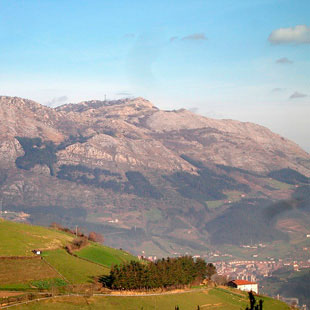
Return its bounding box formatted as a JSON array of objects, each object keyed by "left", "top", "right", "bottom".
[
  {"left": 228, "top": 280, "right": 258, "bottom": 294},
  {"left": 32, "top": 249, "right": 42, "bottom": 255}
]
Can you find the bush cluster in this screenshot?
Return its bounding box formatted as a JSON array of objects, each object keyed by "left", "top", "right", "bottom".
[{"left": 101, "top": 257, "right": 215, "bottom": 290}]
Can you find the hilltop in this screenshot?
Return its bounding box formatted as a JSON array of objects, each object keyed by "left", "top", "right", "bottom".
[
  {"left": 0, "top": 220, "right": 136, "bottom": 290},
  {"left": 0, "top": 96, "right": 309, "bottom": 257}
]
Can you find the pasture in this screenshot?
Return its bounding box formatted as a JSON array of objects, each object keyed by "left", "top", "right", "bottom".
[
  {"left": 11, "top": 288, "right": 289, "bottom": 310},
  {"left": 75, "top": 243, "right": 138, "bottom": 267}
]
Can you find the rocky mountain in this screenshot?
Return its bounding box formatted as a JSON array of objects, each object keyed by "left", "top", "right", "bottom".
[{"left": 0, "top": 96, "right": 309, "bottom": 257}]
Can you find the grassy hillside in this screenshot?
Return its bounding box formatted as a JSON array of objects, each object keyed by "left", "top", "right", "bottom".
[
  {"left": 0, "top": 220, "right": 290, "bottom": 310},
  {"left": 11, "top": 288, "right": 289, "bottom": 310},
  {"left": 75, "top": 243, "right": 138, "bottom": 267},
  {"left": 0, "top": 220, "right": 73, "bottom": 256},
  {"left": 0, "top": 258, "right": 59, "bottom": 290},
  {"left": 42, "top": 249, "right": 109, "bottom": 283},
  {"left": 0, "top": 220, "right": 137, "bottom": 288}
]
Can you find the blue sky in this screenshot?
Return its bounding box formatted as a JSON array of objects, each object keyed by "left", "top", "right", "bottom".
[{"left": 0, "top": 0, "right": 309, "bottom": 151}]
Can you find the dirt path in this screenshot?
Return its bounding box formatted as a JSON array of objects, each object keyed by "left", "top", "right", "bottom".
[{"left": 0, "top": 292, "right": 23, "bottom": 298}]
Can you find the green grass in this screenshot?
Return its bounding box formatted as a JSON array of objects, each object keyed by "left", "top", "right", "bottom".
[
  {"left": 207, "top": 200, "right": 223, "bottom": 209},
  {"left": 0, "top": 283, "right": 30, "bottom": 291},
  {"left": 0, "top": 258, "right": 58, "bottom": 288},
  {"left": 207, "top": 191, "right": 243, "bottom": 209},
  {"left": 0, "top": 220, "right": 138, "bottom": 287},
  {"left": 12, "top": 288, "right": 289, "bottom": 310},
  {"left": 43, "top": 249, "right": 109, "bottom": 284},
  {"left": 75, "top": 243, "right": 138, "bottom": 267},
  {"left": 0, "top": 220, "right": 73, "bottom": 256},
  {"left": 31, "top": 279, "right": 67, "bottom": 290},
  {"left": 267, "top": 179, "right": 293, "bottom": 190}
]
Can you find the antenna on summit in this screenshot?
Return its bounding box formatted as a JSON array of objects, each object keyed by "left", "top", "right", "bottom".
[{"left": 104, "top": 94, "right": 107, "bottom": 101}]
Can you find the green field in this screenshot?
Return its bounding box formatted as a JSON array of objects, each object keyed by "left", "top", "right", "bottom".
[
  {"left": 0, "top": 220, "right": 73, "bottom": 256},
  {"left": 75, "top": 243, "right": 138, "bottom": 267},
  {"left": 0, "top": 258, "right": 58, "bottom": 289},
  {"left": 0, "top": 220, "right": 291, "bottom": 309},
  {"left": 43, "top": 249, "right": 109, "bottom": 283},
  {"left": 0, "top": 220, "right": 138, "bottom": 287},
  {"left": 267, "top": 179, "right": 293, "bottom": 190},
  {"left": 12, "top": 288, "right": 289, "bottom": 310},
  {"left": 207, "top": 191, "right": 243, "bottom": 210}
]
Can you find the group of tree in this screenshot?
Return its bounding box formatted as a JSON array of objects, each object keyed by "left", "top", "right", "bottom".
[
  {"left": 50, "top": 222, "right": 104, "bottom": 244},
  {"left": 57, "top": 165, "right": 162, "bottom": 199},
  {"left": 15, "top": 136, "right": 57, "bottom": 176},
  {"left": 164, "top": 166, "right": 249, "bottom": 204},
  {"left": 57, "top": 164, "right": 122, "bottom": 192},
  {"left": 100, "top": 256, "right": 216, "bottom": 290},
  {"left": 268, "top": 168, "right": 309, "bottom": 185},
  {"left": 245, "top": 291, "right": 263, "bottom": 310}
]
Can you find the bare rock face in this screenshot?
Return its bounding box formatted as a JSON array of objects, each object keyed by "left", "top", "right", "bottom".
[
  {"left": 144, "top": 108, "right": 309, "bottom": 175},
  {"left": 54, "top": 97, "right": 310, "bottom": 175},
  {"left": 0, "top": 95, "right": 309, "bottom": 256},
  {"left": 0, "top": 96, "right": 65, "bottom": 141}
]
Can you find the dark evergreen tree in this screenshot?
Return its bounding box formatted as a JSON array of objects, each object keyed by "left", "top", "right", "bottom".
[
  {"left": 245, "top": 291, "right": 263, "bottom": 310},
  {"left": 100, "top": 256, "right": 213, "bottom": 290}
]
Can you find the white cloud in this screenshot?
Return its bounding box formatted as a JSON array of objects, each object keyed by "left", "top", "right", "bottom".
[
  {"left": 115, "top": 91, "right": 134, "bottom": 97},
  {"left": 46, "top": 96, "right": 68, "bottom": 107},
  {"left": 276, "top": 57, "right": 293, "bottom": 64},
  {"left": 169, "top": 36, "right": 178, "bottom": 42},
  {"left": 182, "top": 33, "right": 207, "bottom": 41},
  {"left": 188, "top": 107, "right": 199, "bottom": 113},
  {"left": 272, "top": 88, "right": 285, "bottom": 92},
  {"left": 289, "top": 91, "right": 307, "bottom": 99},
  {"left": 268, "top": 25, "right": 310, "bottom": 44}
]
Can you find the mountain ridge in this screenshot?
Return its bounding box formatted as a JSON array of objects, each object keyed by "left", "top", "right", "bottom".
[{"left": 0, "top": 95, "right": 309, "bottom": 257}]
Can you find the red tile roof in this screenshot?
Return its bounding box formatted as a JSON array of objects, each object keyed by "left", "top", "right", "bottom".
[{"left": 231, "top": 280, "right": 257, "bottom": 285}]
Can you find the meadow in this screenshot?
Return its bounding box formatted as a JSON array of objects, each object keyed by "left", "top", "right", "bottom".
[
  {"left": 0, "top": 258, "right": 58, "bottom": 289},
  {"left": 11, "top": 288, "right": 289, "bottom": 310},
  {"left": 42, "top": 249, "right": 109, "bottom": 284},
  {"left": 0, "top": 220, "right": 72, "bottom": 256},
  {"left": 75, "top": 243, "right": 138, "bottom": 267}
]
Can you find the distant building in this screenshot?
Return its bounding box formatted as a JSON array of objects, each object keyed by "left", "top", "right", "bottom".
[
  {"left": 228, "top": 279, "right": 258, "bottom": 294},
  {"left": 32, "top": 250, "right": 41, "bottom": 255}
]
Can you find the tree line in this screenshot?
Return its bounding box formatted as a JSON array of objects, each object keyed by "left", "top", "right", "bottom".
[{"left": 100, "top": 256, "right": 216, "bottom": 290}]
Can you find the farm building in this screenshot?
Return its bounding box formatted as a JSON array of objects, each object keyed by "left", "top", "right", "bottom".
[
  {"left": 32, "top": 249, "right": 42, "bottom": 255},
  {"left": 228, "top": 279, "right": 258, "bottom": 294}
]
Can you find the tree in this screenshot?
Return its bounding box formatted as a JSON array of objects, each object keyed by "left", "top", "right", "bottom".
[
  {"left": 50, "top": 222, "right": 63, "bottom": 229},
  {"left": 206, "top": 263, "right": 216, "bottom": 279},
  {"left": 211, "top": 274, "right": 228, "bottom": 285},
  {"left": 88, "top": 231, "right": 104, "bottom": 243},
  {"left": 245, "top": 291, "right": 263, "bottom": 310}
]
